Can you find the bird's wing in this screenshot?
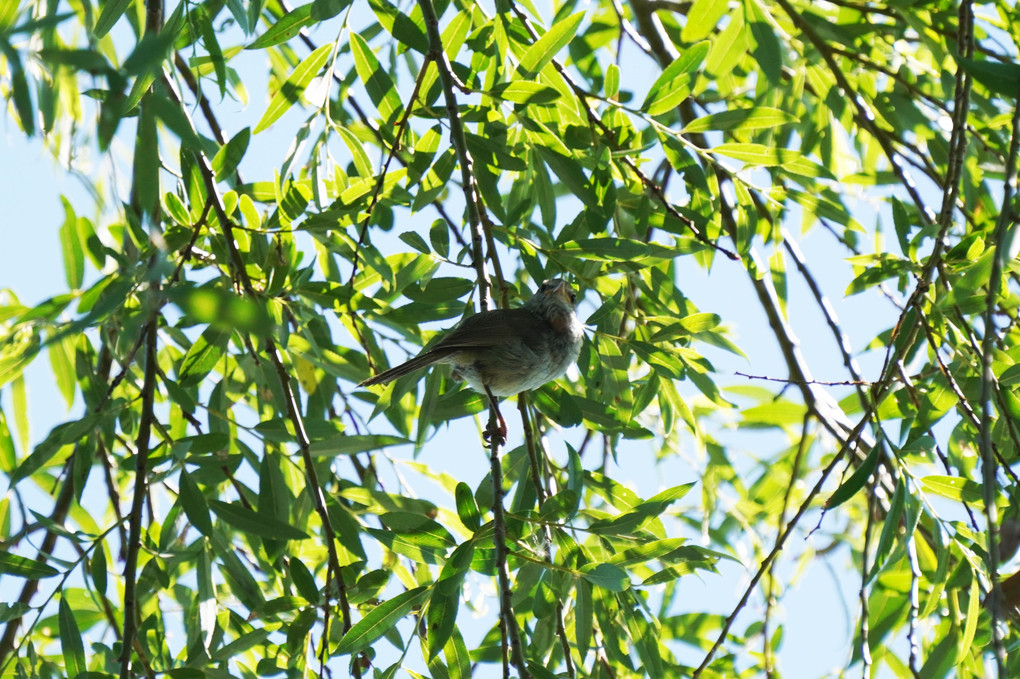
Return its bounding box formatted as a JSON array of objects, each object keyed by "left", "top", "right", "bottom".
[{"left": 431, "top": 308, "right": 548, "bottom": 350}]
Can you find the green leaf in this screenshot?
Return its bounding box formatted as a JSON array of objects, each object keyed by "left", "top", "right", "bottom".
[
  {"left": 825, "top": 445, "right": 880, "bottom": 509},
  {"left": 491, "top": 81, "right": 561, "bottom": 106},
  {"left": 723, "top": 142, "right": 833, "bottom": 178},
  {"left": 178, "top": 325, "right": 231, "bottom": 387},
  {"left": 705, "top": 3, "right": 747, "bottom": 79},
  {"left": 605, "top": 63, "right": 619, "bottom": 99},
  {"left": 535, "top": 147, "right": 599, "bottom": 212},
  {"left": 429, "top": 220, "right": 450, "bottom": 259},
  {"left": 247, "top": 4, "right": 314, "bottom": 50},
  {"left": 0, "top": 551, "right": 59, "bottom": 579},
  {"left": 517, "top": 11, "right": 585, "bottom": 74},
  {"left": 682, "top": 0, "right": 727, "bottom": 42},
  {"left": 11, "top": 412, "right": 102, "bottom": 486},
  {"left": 337, "top": 124, "right": 374, "bottom": 177},
  {"left": 0, "top": 603, "right": 31, "bottom": 624},
  {"left": 609, "top": 538, "right": 688, "bottom": 567},
  {"left": 398, "top": 231, "right": 430, "bottom": 254},
  {"left": 368, "top": 0, "right": 428, "bottom": 54},
  {"left": 47, "top": 333, "right": 75, "bottom": 410},
  {"left": 58, "top": 197, "right": 84, "bottom": 290},
  {"left": 209, "top": 500, "right": 310, "bottom": 540},
  {"left": 442, "top": 628, "right": 472, "bottom": 679},
  {"left": 960, "top": 573, "right": 980, "bottom": 658},
  {"left": 741, "top": 401, "right": 807, "bottom": 427},
  {"left": 211, "top": 127, "right": 251, "bottom": 181},
  {"left": 1000, "top": 363, "right": 1020, "bottom": 387},
  {"left": 334, "top": 586, "right": 429, "bottom": 655},
  {"left": 561, "top": 237, "right": 676, "bottom": 263},
  {"left": 380, "top": 512, "right": 454, "bottom": 546},
  {"left": 350, "top": 32, "right": 402, "bottom": 123},
  {"left": 308, "top": 434, "right": 409, "bottom": 456},
  {"left": 579, "top": 563, "right": 630, "bottom": 592},
  {"left": 575, "top": 578, "right": 593, "bottom": 657},
  {"left": 0, "top": 2, "right": 19, "bottom": 32},
  {"left": 2, "top": 44, "right": 34, "bottom": 136},
  {"left": 90, "top": 544, "right": 108, "bottom": 595},
  {"left": 58, "top": 598, "right": 86, "bottom": 676},
  {"left": 254, "top": 43, "right": 333, "bottom": 134},
  {"left": 179, "top": 469, "right": 214, "bottom": 537},
  {"left": 921, "top": 475, "right": 984, "bottom": 505},
  {"left": 425, "top": 586, "right": 459, "bottom": 661},
  {"left": 589, "top": 484, "right": 693, "bottom": 535},
  {"left": 957, "top": 57, "right": 1020, "bottom": 98},
  {"left": 745, "top": 0, "right": 782, "bottom": 84},
  {"left": 92, "top": 0, "right": 131, "bottom": 38},
  {"left": 642, "top": 42, "right": 709, "bottom": 116},
  {"left": 132, "top": 96, "right": 160, "bottom": 215},
  {"left": 682, "top": 107, "right": 796, "bottom": 134},
  {"left": 211, "top": 627, "right": 272, "bottom": 661},
  {"left": 454, "top": 482, "right": 480, "bottom": 531},
  {"left": 312, "top": 0, "right": 352, "bottom": 21},
  {"left": 868, "top": 477, "right": 905, "bottom": 582}
]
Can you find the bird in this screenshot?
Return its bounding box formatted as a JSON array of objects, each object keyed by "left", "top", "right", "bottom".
[{"left": 358, "top": 278, "right": 584, "bottom": 441}]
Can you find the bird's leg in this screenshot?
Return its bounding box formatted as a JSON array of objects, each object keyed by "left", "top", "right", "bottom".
[{"left": 482, "top": 385, "right": 507, "bottom": 446}]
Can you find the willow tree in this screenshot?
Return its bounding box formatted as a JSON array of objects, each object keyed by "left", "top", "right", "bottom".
[{"left": 1, "top": 0, "right": 1019, "bottom": 677}]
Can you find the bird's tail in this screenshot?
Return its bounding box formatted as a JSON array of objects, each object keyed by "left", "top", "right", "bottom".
[{"left": 357, "top": 351, "right": 446, "bottom": 387}]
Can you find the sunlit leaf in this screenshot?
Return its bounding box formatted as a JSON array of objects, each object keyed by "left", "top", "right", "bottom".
[
  {"left": 254, "top": 43, "right": 333, "bottom": 133},
  {"left": 642, "top": 42, "right": 709, "bottom": 115},
  {"left": 517, "top": 11, "right": 585, "bottom": 74},
  {"left": 335, "top": 586, "right": 429, "bottom": 655},
  {"left": 247, "top": 4, "right": 315, "bottom": 49}
]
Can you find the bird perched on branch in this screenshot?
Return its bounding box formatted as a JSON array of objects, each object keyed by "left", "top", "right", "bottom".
[{"left": 359, "top": 278, "right": 584, "bottom": 442}]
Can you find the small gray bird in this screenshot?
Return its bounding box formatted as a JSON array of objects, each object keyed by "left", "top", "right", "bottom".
[{"left": 359, "top": 279, "right": 583, "bottom": 438}]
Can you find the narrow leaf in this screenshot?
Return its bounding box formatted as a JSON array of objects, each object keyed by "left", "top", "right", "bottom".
[
  {"left": 921, "top": 476, "right": 984, "bottom": 505},
  {"left": 211, "top": 127, "right": 251, "bottom": 181},
  {"left": 682, "top": 107, "right": 796, "bottom": 134},
  {"left": 518, "top": 11, "right": 585, "bottom": 74},
  {"left": 247, "top": 4, "right": 314, "bottom": 50},
  {"left": 826, "top": 446, "right": 880, "bottom": 509},
  {"left": 957, "top": 57, "right": 1020, "bottom": 98},
  {"left": 642, "top": 42, "right": 709, "bottom": 115},
  {"left": 254, "top": 43, "right": 333, "bottom": 133},
  {"left": 308, "top": 434, "right": 409, "bottom": 456},
  {"left": 0, "top": 552, "right": 59, "bottom": 579},
  {"left": 93, "top": 0, "right": 131, "bottom": 38},
  {"left": 179, "top": 469, "right": 214, "bottom": 537},
  {"left": 579, "top": 563, "right": 630, "bottom": 592},
  {"left": 209, "top": 500, "right": 310, "bottom": 540},
  {"left": 334, "top": 586, "right": 429, "bottom": 655},
  {"left": 58, "top": 598, "right": 86, "bottom": 676},
  {"left": 349, "top": 32, "right": 401, "bottom": 123}
]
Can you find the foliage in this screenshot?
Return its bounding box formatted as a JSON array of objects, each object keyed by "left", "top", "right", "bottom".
[{"left": 1, "top": 0, "right": 1020, "bottom": 677}]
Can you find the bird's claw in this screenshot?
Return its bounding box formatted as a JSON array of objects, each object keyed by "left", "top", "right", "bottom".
[{"left": 482, "top": 422, "right": 507, "bottom": 448}]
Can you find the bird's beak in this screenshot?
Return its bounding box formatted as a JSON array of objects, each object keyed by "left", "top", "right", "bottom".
[{"left": 549, "top": 280, "right": 574, "bottom": 305}]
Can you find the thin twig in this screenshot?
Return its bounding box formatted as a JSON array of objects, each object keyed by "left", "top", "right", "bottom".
[
  {"left": 764, "top": 413, "right": 812, "bottom": 677},
  {"left": 159, "top": 60, "right": 363, "bottom": 673},
  {"left": 417, "top": 3, "right": 526, "bottom": 677},
  {"left": 734, "top": 371, "right": 872, "bottom": 387},
  {"left": 119, "top": 311, "right": 159, "bottom": 679},
  {"left": 487, "top": 414, "right": 531, "bottom": 679},
  {"left": 857, "top": 478, "right": 877, "bottom": 678},
  {"left": 0, "top": 463, "right": 76, "bottom": 668},
  {"left": 418, "top": 0, "right": 492, "bottom": 309},
  {"left": 772, "top": 0, "right": 934, "bottom": 225},
  {"left": 691, "top": 413, "right": 872, "bottom": 677},
  {"left": 976, "top": 78, "right": 1020, "bottom": 677}
]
